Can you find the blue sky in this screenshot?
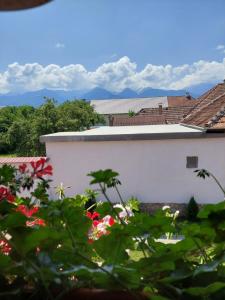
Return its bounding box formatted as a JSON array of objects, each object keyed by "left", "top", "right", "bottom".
[{"left": 0, "top": 0, "right": 225, "bottom": 93}]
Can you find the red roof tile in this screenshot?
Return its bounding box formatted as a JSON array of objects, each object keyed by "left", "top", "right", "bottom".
[
  {"left": 0, "top": 157, "right": 46, "bottom": 164},
  {"left": 112, "top": 115, "right": 166, "bottom": 126},
  {"left": 185, "top": 82, "right": 225, "bottom": 117},
  {"left": 182, "top": 93, "right": 225, "bottom": 129},
  {"left": 167, "top": 95, "right": 197, "bottom": 107},
  {"left": 138, "top": 106, "right": 194, "bottom": 124}
]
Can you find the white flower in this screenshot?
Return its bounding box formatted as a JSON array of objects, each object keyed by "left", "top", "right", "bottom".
[
  {"left": 113, "top": 204, "right": 133, "bottom": 218},
  {"left": 162, "top": 205, "right": 170, "bottom": 211}
]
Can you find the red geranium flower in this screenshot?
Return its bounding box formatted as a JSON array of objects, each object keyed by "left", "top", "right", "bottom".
[
  {"left": 19, "top": 163, "right": 27, "bottom": 174},
  {"left": 31, "top": 158, "right": 53, "bottom": 178},
  {"left": 86, "top": 211, "right": 100, "bottom": 220},
  {"left": 0, "top": 186, "right": 15, "bottom": 203},
  {"left": 16, "top": 205, "right": 39, "bottom": 218}
]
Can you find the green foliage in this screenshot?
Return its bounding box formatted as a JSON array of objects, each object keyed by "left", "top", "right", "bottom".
[
  {"left": 1, "top": 165, "right": 225, "bottom": 299},
  {"left": 128, "top": 110, "right": 136, "bottom": 117},
  {"left": 0, "top": 99, "right": 104, "bottom": 156},
  {"left": 187, "top": 197, "right": 199, "bottom": 221}
]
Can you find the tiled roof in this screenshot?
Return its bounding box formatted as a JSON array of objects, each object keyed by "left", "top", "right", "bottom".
[
  {"left": 167, "top": 96, "right": 197, "bottom": 107},
  {"left": 112, "top": 115, "right": 166, "bottom": 126},
  {"left": 185, "top": 82, "right": 225, "bottom": 116},
  {"left": 0, "top": 157, "right": 46, "bottom": 164},
  {"left": 138, "top": 106, "right": 194, "bottom": 124},
  {"left": 182, "top": 93, "right": 225, "bottom": 129}
]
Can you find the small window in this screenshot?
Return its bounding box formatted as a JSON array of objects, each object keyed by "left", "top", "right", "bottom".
[{"left": 186, "top": 156, "right": 198, "bottom": 168}]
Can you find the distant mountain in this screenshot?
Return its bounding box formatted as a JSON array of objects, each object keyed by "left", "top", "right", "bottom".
[
  {"left": 82, "top": 87, "right": 115, "bottom": 100},
  {"left": 138, "top": 87, "right": 186, "bottom": 97},
  {"left": 0, "top": 82, "right": 217, "bottom": 106},
  {"left": 0, "top": 89, "right": 86, "bottom": 106},
  {"left": 117, "top": 88, "right": 138, "bottom": 98}
]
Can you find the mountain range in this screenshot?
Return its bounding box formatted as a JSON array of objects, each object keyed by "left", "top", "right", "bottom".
[{"left": 0, "top": 82, "right": 215, "bottom": 107}]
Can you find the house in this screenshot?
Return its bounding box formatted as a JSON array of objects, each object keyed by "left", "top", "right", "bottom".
[
  {"left": 40, "top": 123, "right": 225, "bottom": 211},
  {"left": 90, "top": 95, "right": 197, "bottom": 125}
]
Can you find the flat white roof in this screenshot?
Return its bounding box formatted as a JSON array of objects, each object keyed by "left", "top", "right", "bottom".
[
  {"left": 90, "top": 97, "right": 168, "bottom": 114},
  {"left": 40, "top": 124, "right": 207, "bottom": 143}
]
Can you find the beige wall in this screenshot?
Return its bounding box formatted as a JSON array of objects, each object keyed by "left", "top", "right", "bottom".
[{"left": 45, "top": 138, "right": 225, "bottom": 204}]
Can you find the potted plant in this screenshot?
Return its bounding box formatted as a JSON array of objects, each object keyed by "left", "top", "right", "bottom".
[{"left": 1, "top": 161, "right": 225, "bottom": 299}]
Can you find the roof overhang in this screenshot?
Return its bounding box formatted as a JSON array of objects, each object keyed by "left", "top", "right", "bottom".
[
  {"left": 0, "top": 0, "right": 52, "bottom": 11},
  {"left": 40, "top": 124, "right": 213, "bottom": 143}
]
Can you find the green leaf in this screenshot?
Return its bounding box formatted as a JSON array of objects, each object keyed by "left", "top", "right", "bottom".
[
  {"left": 88, "top": 169, "right": 119, "bottom": 186},
  {"left": 0, "top": 254, "right": 11, "bottom": 270},
  {"left": 0, "top": 164, "right": 16, "bottom": 185},
  {"left": 185, "top": 282, "right": 225, "bottom": 296},
  {"left": 94, "top": 226, "right": 130, "bottom": 264},
  {"left": 22, "top": 227, "right": 60, "bottom": 254},
  {"left": 198, "top": 201, "right": 225, "bottom": 219}
]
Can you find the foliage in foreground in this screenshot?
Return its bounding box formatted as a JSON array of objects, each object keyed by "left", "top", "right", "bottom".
[
  {"left": 0, "top": 99, "right": 104, "bottom": 156},
  {"left": 0, "top": 163, "right": 225, "bottom": 299}
]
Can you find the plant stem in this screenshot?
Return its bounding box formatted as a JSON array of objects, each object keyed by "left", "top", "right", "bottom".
[{"left": 209, "top": 172, "right": 225, "bottom": 196}]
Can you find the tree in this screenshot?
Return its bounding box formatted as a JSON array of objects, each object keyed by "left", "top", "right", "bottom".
[{"left": 0, "top": 99, "right": 104, "bottom": 156}]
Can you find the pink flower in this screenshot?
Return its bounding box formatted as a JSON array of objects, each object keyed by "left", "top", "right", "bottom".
[
  {"left": 0, "top": 239, "right": 11, "bottom": 255},
  {"left": 26, "top": 218, "right": 46, "bottom": 227}
]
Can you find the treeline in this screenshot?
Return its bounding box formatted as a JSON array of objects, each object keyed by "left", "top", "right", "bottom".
[{"left": 0, "top": 99, "right": 104, "bottom": 156}]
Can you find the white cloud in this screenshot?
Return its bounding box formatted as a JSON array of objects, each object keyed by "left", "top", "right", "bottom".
[
  {"left": 55, "top": 42, "right": 65, "bottom": 49},
  {"left": 216, "top": 44, "right": 225, "bottom": 50},
  {"left": 0, "top": 56, "right": 225, "bottom": 94}
]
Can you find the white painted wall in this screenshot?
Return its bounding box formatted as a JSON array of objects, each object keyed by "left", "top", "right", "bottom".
[{"left": 45, "top": 138, "right": 225, "bottom": 204}]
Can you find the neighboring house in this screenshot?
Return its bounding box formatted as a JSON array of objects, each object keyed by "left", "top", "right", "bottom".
[
  {"left": 114, "top": 105, "right": 194, "bottom": 126},
  {"left": 40, "top": 123, "right": 225, "bottom": 209},
  {"left": 90, "top": 95, "right": 197, "bottom": 125}
]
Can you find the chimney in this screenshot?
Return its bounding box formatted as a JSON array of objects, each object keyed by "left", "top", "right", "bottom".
[
  {"left": 186, "top": 92, "right": 191, "bottom": 100},
  {"left": 158, "top": 103, "right": 163, "bottom": 115}
]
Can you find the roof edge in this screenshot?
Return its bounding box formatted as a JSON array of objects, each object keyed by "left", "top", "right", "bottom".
[
  {"left": 179, "top": 123, "right": 206, "bottom": 131},
  {"left": 40, "top": 131, "right": 208, "bottom": 143}
]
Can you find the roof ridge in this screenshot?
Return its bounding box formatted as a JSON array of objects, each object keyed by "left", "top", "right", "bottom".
[{"left": 206, "top": 103, "right": 225, "bottom": 127}]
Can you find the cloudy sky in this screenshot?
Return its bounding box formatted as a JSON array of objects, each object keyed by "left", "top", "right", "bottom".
[{"left": 0, "top": 0, "right": 225, "bottom": 94}]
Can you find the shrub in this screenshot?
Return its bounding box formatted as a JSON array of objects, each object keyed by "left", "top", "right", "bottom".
[{"left": 187, "top": 196, "right": 199, "bottom": 221}]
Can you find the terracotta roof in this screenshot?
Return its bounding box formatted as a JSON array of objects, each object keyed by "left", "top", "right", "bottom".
[
  {"left": 112, "top": 115, "right": 166, "bottom": 126},
  {"left": 0, "top": 157, "right": 46, "bottom": 164},
  {"left": 186, "top": 82, "right": 225, "bottom": 116},
  {"left": 182, "top": 93, "right": 225, "bottom": 129},
  {"left": 167, "top": 95, "right": 197, "bottom": 107},
  {"left": 138, "top": 106, "right": 194, "bottom": 124}
]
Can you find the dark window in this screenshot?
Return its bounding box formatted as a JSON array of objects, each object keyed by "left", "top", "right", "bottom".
[{"left": 186, "top": 156, "right": 198, "bottom": 168}]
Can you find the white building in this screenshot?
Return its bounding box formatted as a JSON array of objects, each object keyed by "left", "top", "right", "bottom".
[{"left": 40, "top": 124, "right": 225, "bottom": 205}]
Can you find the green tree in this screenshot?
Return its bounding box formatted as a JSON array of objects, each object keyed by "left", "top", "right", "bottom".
[{"left": 0, "top": 99, "right": 104, "bottom": 156}]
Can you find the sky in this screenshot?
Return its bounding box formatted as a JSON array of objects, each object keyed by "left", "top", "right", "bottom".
[{"left": 0, "top": 0, "right": 225, "bottom": 94}]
